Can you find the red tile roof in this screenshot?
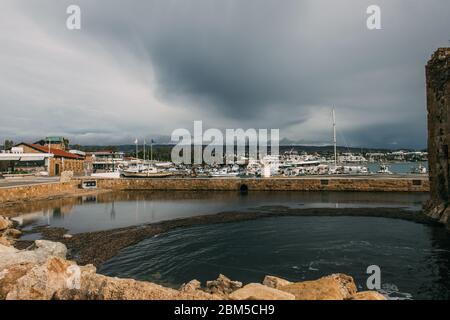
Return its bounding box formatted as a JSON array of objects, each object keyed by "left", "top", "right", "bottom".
[{"left": 19, "top": 143, "right": 83, "bottom": 159}]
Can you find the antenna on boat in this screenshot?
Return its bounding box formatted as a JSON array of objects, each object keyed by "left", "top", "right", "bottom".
[
  {"left": 134, "top": 138, "right": 138, "bottom": 160},
  {"left": 143, "top": 139, "right": 146, "bottom": 164},
  {"left": 332, "top": 107, "right": 337, "bottom": 168},
  {"left": 151, "top": 139, "right": 153, "bottom": 163}
]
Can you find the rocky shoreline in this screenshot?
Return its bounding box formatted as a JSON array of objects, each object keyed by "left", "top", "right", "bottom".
[{"left": 1, "top": 215, "right": 386, "bottom": 300}]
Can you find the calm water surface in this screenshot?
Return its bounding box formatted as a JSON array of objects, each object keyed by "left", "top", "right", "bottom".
[
  {"left": 99, "top": 216, "right": 450, "bottom": 300},
  {"left": 9, "top": 191, "right": 427, "bottom": 235},
  {"left": 367, "top": 161, "right": 428, "bottom": 174}
]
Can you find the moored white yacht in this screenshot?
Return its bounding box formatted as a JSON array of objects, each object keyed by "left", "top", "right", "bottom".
[
  {"left": 209, "top": 167, "right": 240, "bottom": 178},
  {"left": 91, "top": 171, "right": 121, "bottom": 179},
  {"left": 121, "top": 163, "right": 173, "bottom": 178},
  {"left": 377, "top": 164, "right": 393, "bottom": 175},
  {"left": 411, "top": 164, "right": 427, "bottom": 174},
  {"left": 343, "top": 165, "right": 369, "bottom": 174}
]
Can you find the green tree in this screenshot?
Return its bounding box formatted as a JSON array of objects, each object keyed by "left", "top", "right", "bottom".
[{"left": 4, "top": 140, "right": 14, "bottom": 151}]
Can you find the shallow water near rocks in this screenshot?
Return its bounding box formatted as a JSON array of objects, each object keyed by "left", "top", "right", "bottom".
[{"left": 98, "top": 216, "right": 450, "bottom": 300}]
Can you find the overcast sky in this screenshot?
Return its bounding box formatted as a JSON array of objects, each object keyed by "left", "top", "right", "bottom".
[{"left": 1, "top": 0, "right": 449, "bottom": 148}]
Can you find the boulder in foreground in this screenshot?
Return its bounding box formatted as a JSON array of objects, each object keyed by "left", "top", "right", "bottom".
[
  {"left": 0, "top": 216, "right": 12, "bottom": 231},
  {"left": 0, "top": 240, "right": 67, "bottom": 271},
  {"left": 205, "top": 274, "right": 242, "bottom": 296},
  {"left": 229, "top": 283, "right": 295, "bottom": 300},
  {"left": 263, "top": 275, "right": 292, "bottom": 289},
  {"left": 279, "top": 273, "right": 357, "bottom": 300},
  {"left": 349, "top": 291, "right": 386, "bottom": 300}
]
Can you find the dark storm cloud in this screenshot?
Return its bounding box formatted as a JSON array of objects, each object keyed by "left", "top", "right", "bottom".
[{"left": 1, "top": 0, "right": 449, "bottom": 147}]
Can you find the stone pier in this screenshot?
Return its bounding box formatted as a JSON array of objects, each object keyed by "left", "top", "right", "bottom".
[
  {"left": 0, "top": 176, "right": 429, "bottom": 205},
  {"left": 425, "top": 48, "right": 450, "bottom": 228}
]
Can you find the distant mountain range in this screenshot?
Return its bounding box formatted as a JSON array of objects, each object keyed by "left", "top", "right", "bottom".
[{"left": 64, "top": 144, "right": 425, "bottom": 154}]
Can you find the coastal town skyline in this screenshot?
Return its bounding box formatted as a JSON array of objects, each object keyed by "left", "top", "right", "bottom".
[{"left": 2, "top": 0, "right": 450, "bottom": 149}]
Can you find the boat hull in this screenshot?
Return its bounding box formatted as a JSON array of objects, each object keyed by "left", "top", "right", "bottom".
[{"left": 120, "top": 172, "right": 174, "bottom": 178}]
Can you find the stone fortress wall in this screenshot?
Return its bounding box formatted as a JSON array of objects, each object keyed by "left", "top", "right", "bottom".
[{"left": 425, "top": 48, "right": 450, "bottom": 228}]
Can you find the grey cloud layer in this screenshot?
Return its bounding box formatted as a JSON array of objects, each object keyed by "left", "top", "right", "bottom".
[{"left": 1, "top": 0, "right": 449, "bottom": 147}]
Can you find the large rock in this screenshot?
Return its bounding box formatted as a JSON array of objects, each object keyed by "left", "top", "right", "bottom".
[
  {"left": 263, "top": 275, "right": 292, "bottom": 289},
  {"left": 0, "top": 236, "right": 12, "bottom": 247},
  {"left": 54, "top": 271, "right": 218, "bottom": 300},
  {"left": 177, "top": 279, "right": 221, "bottom": 299},
  {"left": 0, "top": 237, "right": 381, "bottom": 301},
  {"left": 0, "top": 262, "right": 35, "bottom": 299},
  {"left": 34, "top": 240, "right": 67, "bottom": 258},
  {"left": 229, "top": 283, "right": 295, "bottom": 300},
  {"left": 205, "top": 274, "right": 242, "bottom": 296},
  {"left": 0, "top": 244, "right": 16, "bottom": 252},
  {"left": 350, "top": 291, "right": 387, "bottom": 300},
  {"left": 180, "top": 279, "right": 202, "bottom": 293},
  {"left": 5, "top": 228, "right": 22, "bottom": 239},
  {"left": 0, "top": 216, "right": 12, "bottom": 231},
  {"left": 6, "top": 257, "right": 77, "bottom": 300},
  {"left": 279, "top": 274, "right": 357, "bottom": 300},
  {"left": 0, "top": 240, "right": 67, "bottom": 270}
]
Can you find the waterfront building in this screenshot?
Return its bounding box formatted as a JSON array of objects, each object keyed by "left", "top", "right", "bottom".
[
  {"left": 90, "top": 151, "right": 126, "bottom": 173},
  {"left": 338, "top": 153, "right": 368, "bottom": 163},
  {"left": 35, "top": 136, "right": 69, "bottom": 151},
  {"left": 366, "top": 152, "right": 386, "bottom": 163},
  {"left": 14, "top": 142, "right": 84, "bottom": 176}
]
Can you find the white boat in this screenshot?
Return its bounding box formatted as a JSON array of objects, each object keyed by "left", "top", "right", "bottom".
[
  {"left": 261, "top": 155, "right": 280, "bottom": 176},
  {"left": 121, "top": 164, "right": 173, "bottom": 178},
  {"left": 154, "top": 162, "right": 173, "bottom": 168},
  {"left": 343, "top": 165, "right": 369, "bottom": 174},
  {"left": 378, "top": 164, "right": 393, "bottom": 175},
  {"left": 411, "top": 164, "right": 427, "bottom": 174},
  {"left": 210, "top": 168, "right": 240, "bottom": 178},
  {"left": 91, "top": 171, "right": 121, "bottom": 179}
]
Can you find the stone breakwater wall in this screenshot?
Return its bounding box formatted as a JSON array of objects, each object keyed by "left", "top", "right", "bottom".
[
  {"left": 425, "top": 48, "right": 450, "bottom": 228},
  {"left": 0, "top": 181, "right": 80, "bottom": 204},
  {"left": 95, "top": 177, "right": 429, "bottom": 193},
  {"left": 0, "top": 177, "right": 429, "bottom": 205}
]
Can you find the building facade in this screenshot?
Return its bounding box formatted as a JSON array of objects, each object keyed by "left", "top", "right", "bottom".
[{"left": 15, "top": 143, "right": 84, "bottom": 176}]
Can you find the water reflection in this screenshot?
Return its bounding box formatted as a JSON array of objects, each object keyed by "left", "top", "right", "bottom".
[
  {"left": 2, "top": 190, "right": 429, "bottom": 235},
  {"left": 110, "top": 201, "right": 116, "bottom": 221}
]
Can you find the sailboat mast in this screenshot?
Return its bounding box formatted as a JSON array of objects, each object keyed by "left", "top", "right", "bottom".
[
  {"left": 143, "top": 140, "right": 146, "bottom": 163},
  {"left": 333, "top": 107, "right": 337, "bottom": 167},
  {"left": 135, "top": 140, "right": 138, "bottom": 160}
]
